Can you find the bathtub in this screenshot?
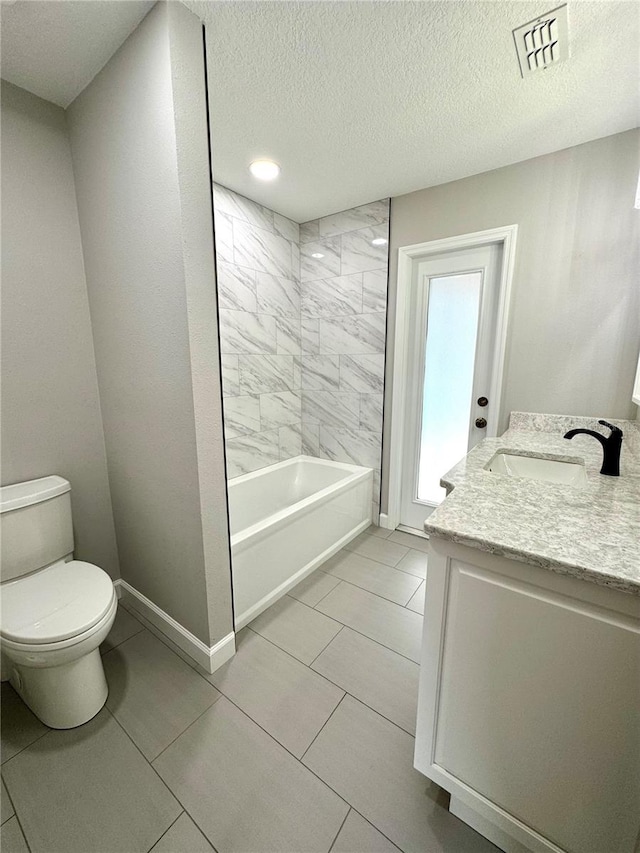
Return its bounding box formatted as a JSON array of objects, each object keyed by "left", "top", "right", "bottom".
[{"left": 228, "top": 455, "right": 373, "bottom": 628}]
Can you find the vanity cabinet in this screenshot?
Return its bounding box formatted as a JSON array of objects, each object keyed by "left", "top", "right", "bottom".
[{"left": 415, "top": 537, "right": 640, "bottom": 853}]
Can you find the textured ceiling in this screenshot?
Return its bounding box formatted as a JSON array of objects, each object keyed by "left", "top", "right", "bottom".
[
  {"left": 186, "top": 0, "right": 639, "bottom": 222},
  {"left": 0, "top": 0, "right": 155, "bottom": 107}
]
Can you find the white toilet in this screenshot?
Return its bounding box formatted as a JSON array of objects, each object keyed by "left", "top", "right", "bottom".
[{"left": 0, "top": 475, "right": 117, "bottom": 729}]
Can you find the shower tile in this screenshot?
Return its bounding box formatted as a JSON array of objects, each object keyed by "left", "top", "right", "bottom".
[
  {"left": 319, "top": 200, "right": 389, "bottom": 237},
  {"left": 276, "top": 315, "right": 302, "bottom": 355},
  {"left": 319, "top": 313, "right": 386, "bottom": 355},
  {"left": 208, "top": 630, "right": 344, "bottom": 758},
  {"left": 279, "top": 425, "right": 302, "bottom": 459},
  {"left": 291, "top": 242, "right": 300, "bottom": 280},
  {"left": 233, "top": 220, "right": 292, "bottom": 278},
  {"left": 3, "top": 709, "right": 180, "bottom": 853},
  {"left": 300, "top": 238, "right": 341, "bottom": 282},
  {"left": 154, "top": 697, "right": 348, "bottom": 853},
  {"left": 360, "top": 394, "right": 384, "bottom": 432},
  {"left": 340, "top": 353, "right": 385, "bottom": 393},
  {"left": 218, "top": 309, "right": 277, "bottom": 355},
  {"left": 249, "top": 596, "right": 341, "bottom": 665},
  {"left": 216, "top": 261, "right": 257, "bottom": 312},
  {"left": 302, "top": 391, "right": 360, "bottom": 430},
  {"left": 315, "top": 583, "right": 423, "bottom": 663},
  {"left": 273, "top": 212, "right": 299, "bottom": 244},
  {"left": 299, "top": 219, "right": 320, "bottom": 243},
  {"left": 213, "top": 209, "right": 233, "bottom": 264},
  {"left": 321, "top": 550, "right": 421, "bottom": 606},
  {"left": 222, "top": 395, "right": 261, "bottom": 438},
  {"left": 260, "top": 390, "right": 301, "bottom": 431},
  {"left": 220, "top": 354, "right": 239, "bottom": 397},
  {"left": 302, "top": 422, "right": 320, "bottom": 455},
  {"left": 288, "top": 570, "right": 341, "bottom": 607},
  {"left": 301, "top": 355, "right": 340, "bottom": 391},
  {"left": 301, "top": 274, "right": 363, "bottom": 318},
  {"left": 363, "top": 268, "right": 388, "bottom": 313},
  {"left": 214, "top": 184, "right": 274, "bottom": 232},
  {"left": 256, "top": 273, "right": 300, "bottom": 317},
  {"left": 301, "top": 317, "right": 320, "bottom": 354},
  {"left": 312, "top": 628, "right": 420, "bottom": 736},
  {"left": 225, "top": 430, "right": 280, "bottom": 478},
  {"left": 319, "top": 425, "right": 381, "bottom": 468},
  {"left": 292, "top": 355, "right": 302, "bottom": 390},
  {"left": 341, "top": 223, "right": 389, "bottom": 275},
  {"left": 239, "top": 354, "right": 294, "bottom": 394}
]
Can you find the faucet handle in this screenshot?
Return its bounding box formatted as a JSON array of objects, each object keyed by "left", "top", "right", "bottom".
[{"left": 598, "top": 419, "right": 623, "bottom": 435}]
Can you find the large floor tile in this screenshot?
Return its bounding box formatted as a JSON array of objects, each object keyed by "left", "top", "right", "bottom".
[
  {"left": 343, "top": 533, "right": 409, "bottom": 567},
  {"left": 101, "top": 605, "right": 144, "bottom": 654},
  {"left": 312, "top": 628, "right": 419, "bottom": 735},
  {"left": 332, "top": 810, "right": 400, "bottom": 852},
  {"left": 154, "top": 697, "right": 348, "bottom": 853},
  {"left": 151, "top": 813, "right": 215, "bottom": 853},
  {"left": 303, "top": 696, "right": 500, "bottom": 853},
  {"left": 1, "top": 816, "right": 28, "bottom": 853},
  {"left": 103, "top": 629, "right": 221, "bottom": 760},
  {"left": 2, "top": 709, "right": 180, "bottom": 853},
  {"left": 406, "top": 581, "right": 425, "bottom": 615},
  {"left": 288, "top": 569, "right": 341, "bottom": 607},
  {"left": 0, "top": 684, "right": 48, "bottom": 764},
  {"left": 322, "top": 550, "right": 421, "bottom": 605},
  {"left": 364, "top": 524, "right": 392, "bottom": 540},
  {"left": 250, "top": 596, "right": 342, "bottom": 664},
  {"left": 395, "top": 549, "right": 428, "bottom": 579},
  {"left": 209, "top": 629, "right": 344, "bottom": 757},
  {"left": 389, "top": 530, "right": 430, "bottom": 553},
  {"left": 316, "top": 583, "right": 423, "bottom": 663},
  {"left": 1, "top": 778, "right": 15, "bottom": 825}
]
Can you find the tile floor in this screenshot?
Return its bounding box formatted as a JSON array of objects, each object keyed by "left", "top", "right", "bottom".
[{"left": 1, "top": 527, "right": 500, "bottom": 853}]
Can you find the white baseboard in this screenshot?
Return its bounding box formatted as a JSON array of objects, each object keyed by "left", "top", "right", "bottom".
[{"left": 114, "top": 579, "right": 235, "bottom": 674}]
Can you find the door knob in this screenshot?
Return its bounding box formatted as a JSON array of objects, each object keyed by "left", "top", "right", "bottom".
[
  {"left": 477, "top": 396, "right": 488, "bottom": 407},
  {"left": 475, "top": 417, "right": 487, "bottom": 429}
]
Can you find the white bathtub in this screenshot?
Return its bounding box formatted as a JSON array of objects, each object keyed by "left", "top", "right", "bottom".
[{"left": 229, "top": 455, "right": 373, "bottom": 628}]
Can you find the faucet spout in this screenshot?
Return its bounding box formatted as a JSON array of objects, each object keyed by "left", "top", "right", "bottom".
[{"left": 563, "top": 420, "right": 623, "bottom": 477}]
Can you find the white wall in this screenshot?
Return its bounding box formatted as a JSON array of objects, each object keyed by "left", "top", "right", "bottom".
[
  {"left": 1, "top": 81, "right": 120, "bottom": 580},
  {"left": 68, "top": 2, "right": 233, "bottom": 645},
  {"left": 383, "top": 130, "right": 640, "bottom": 512}
]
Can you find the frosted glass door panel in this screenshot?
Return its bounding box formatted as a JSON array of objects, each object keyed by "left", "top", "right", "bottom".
[{"left": 417, "top": 273, "right": 481, "bottom": 504}]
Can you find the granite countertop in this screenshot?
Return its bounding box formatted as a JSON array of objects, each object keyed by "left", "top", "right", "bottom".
[{"left": 424, "top": 413, "right": 640, "bottom": 595}]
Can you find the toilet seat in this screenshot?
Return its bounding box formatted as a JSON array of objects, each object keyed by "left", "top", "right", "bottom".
[{"left": 1, "top": 560, "right": 115, "bottom": 646}]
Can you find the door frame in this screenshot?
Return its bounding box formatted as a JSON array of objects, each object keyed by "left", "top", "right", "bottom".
[{"left": 382, "top": 225, "right": 518, "bottom": 531}]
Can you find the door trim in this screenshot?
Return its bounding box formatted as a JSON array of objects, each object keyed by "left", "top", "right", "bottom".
[{"left": 384, "top": 225, "right": 518, "bottom": 531}]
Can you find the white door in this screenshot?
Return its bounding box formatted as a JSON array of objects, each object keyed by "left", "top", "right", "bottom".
[{"left": 399, "top": 243, "right": 503, "bottom": 531}]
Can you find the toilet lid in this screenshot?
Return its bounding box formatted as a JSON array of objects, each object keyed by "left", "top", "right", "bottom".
[{"left": 1, "top": 561, "right": 114, "bottom": 644}]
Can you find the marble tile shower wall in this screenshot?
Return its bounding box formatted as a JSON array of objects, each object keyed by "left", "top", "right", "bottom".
[
  {"left": 213, "top": 184, "right": 302, "bottom": 479},
  {"left": 213, "top": 184, "right": 390, "bottom": 518},
  {"left": 298, "top": 201, "right": 390, "bottom": 520}
]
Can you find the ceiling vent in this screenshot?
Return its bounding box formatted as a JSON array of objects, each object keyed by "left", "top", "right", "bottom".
[{"left": 513, "top": 5, "right": 569, "bottom": 77}]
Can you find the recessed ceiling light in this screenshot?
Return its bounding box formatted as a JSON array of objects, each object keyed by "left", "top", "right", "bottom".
[
  {"left": 311, "top": 252, "right": 325, "bottom": 259},
  {"left": 371, "top": 237, "right": 387, "bottom": 246},
  {"left": 249, "top": 159, "right": 280, "bottom": 181}
]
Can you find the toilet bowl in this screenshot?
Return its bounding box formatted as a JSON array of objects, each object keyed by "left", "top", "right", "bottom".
[{"left": 1, "top": 559, "right": 117, "bottom": 729}]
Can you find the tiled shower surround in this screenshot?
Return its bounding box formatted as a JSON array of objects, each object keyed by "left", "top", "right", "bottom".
[{"left": 213, "top": 183, "right": 389, "bottom": 517}]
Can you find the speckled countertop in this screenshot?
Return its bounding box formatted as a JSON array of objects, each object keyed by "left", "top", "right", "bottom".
[{"left": 424, "top": 413, "right": 640, "bottom": 595}]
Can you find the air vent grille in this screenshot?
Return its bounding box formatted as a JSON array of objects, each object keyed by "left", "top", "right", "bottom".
[{"left": 513, "top": 5, "right": 569, "bottom": 77}]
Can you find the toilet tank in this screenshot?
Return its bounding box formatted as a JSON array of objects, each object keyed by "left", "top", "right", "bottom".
[{"left": 0, "top": 476, "right": 74, "bottom": 583}]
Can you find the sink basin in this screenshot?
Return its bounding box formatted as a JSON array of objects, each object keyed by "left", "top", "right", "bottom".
[{"left": 486, "top": 453, "right": 588, "bottom": 486}]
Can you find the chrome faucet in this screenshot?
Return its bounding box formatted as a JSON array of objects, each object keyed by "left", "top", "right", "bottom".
[{"left": 563, "top": 420, "right": 623, "bottom": 477}]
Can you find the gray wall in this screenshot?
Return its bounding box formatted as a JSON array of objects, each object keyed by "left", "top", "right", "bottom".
[
  {"left": 1, "top": 81, "right": 120, "bottom": 580},
  {"left": 68, "top": 2, "right": 233, "bottom": 645},
  {"left": 383, "top": 129, "right": 640, "bottom": 512}
]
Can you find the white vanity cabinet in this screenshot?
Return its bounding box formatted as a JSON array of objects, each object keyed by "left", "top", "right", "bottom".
[{"left": 415, "top": 537, "right": 640, "bottom": 853}]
